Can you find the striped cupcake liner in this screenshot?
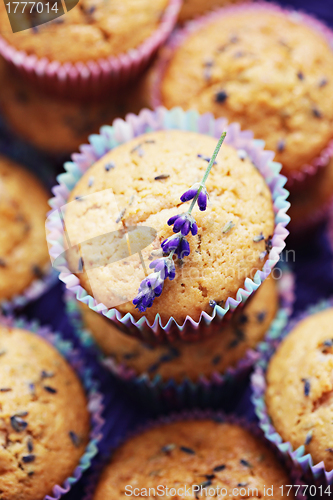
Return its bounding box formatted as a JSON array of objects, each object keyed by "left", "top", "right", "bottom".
[
  {"left": 66, "top": 264, "right": 294, "bottom": 413},
  {"left": 81, "top": 409, "right": 307, "bottom": 500},
  {"left": 0, "top": 266, "right": 58, "bottom": 315},
  {"left": 148, "top": 1, "right": 333, "bottom": 192},
  {"left": 251, "top": 298, "right": 333, "bottom": 488},
  {"left": 0, "top": 314, "right": 105, "bottom": 500},
  {"left": 46, "top": 107, "right": 290, "bottom": 342},
  {"left": 0, "top": 0, "right": 181, "bottom": 100}
]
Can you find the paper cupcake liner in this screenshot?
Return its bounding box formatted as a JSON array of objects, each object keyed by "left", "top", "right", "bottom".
[
  {"left": 0, "top": 314, "right": 105, "bottom": 500},
  {"left": 47, "top": 106, "right": 290, "bottom": 342},
  {"left": 66, "top": 264, "right": 294, "bottom": 413},
  {"left": 82, "top": 409, "right": 306, "bottom": 500},
  {"left": 251, "top": 297, "right": 333, "bottom": 488},
  {"left": 0, "top": 0, "right": 181, "bottom": 100},
  {"left": 149, "top": 1, "right": 333, "bottom": 191},
  {"left": 0, "top": 266, "right": 58, "bottom": 314}
]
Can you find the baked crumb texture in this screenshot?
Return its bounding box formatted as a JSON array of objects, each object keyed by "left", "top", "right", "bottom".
[
  {"left": 93, "top": 420, "right": 294, "bottom": 500},
  {"left": 65, "top": 130, "right": 274, "bottom": 325},
  {"left": 0, "top": 156, "right": 50, "bottom": 301},
  {"left": 160, "top": 8, "right": 333, "bottom": 176},
  {"left": 266, "top": 308, "right": 333, "bottom": 471},
  {"left": 0, "top": 325, "right": 90, "bottom": 500}
]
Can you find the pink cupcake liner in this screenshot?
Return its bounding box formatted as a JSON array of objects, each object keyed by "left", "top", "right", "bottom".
[
  {"left": 251, "top": 298, "right": 333, "bottom": 488},
  {"left": 0, "top": 0, "right": 181, "bottom": 99},
  {"left": 149, "top": 1, "right": 333, "bottom": 192},
  {"left": 0, "top": 314, "right": 105, "bottom": 500},
  {"left": 0, "top": 266, "right": 58, "bottom": 314},
  {"left": 66, "top": 264, "right": 294, "bottom": 413},
  {"left": 82, "top": 409, "right": 306, "bottom": 500},
  {"left": 46, "top": 106, "right": 290, "bottom": 342}
]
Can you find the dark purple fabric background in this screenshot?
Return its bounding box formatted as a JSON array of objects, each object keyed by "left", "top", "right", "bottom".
[{"left": 2, "top": 1, "right": 333, "bottom": 498}]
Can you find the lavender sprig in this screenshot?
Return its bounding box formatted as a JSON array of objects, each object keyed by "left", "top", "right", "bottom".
[{"left": 133, "top": 132, "right": 227, "bottom": 313}]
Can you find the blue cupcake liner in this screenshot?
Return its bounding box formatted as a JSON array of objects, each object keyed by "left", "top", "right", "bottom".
[
  {"left": 81, "top": 409, "right": 307, "bottom": 500},
  {"left": 66, "top": 264, "right": 294, "bottom": 413},
  {"left": 0, "top": 314, "right": 105, "bottom": 500},
  {"left": 47, "top": 107, "right": 290, "bottom": 342},
  {"left": 251, "top": 297, "right": 333, "bottom": 488}
]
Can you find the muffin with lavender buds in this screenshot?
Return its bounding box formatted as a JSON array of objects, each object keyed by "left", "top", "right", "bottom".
[
  {"left": 93, "top": 419, "right": 295, "bottom": 500},
  {"left": 0, "top": 156, "right": 50, "bottom": 303},
  {"left": 0, "top": 324, "right": 89, "bottom": 500},
  {"left": 0, "top": 0, "right": 169, "bottom": 63},
  {"left": 266, "top": 307, "right": 333, "bottom": 470},
  {"left": 79, "top": 275, "right": 278, "bottom": 382},
  {"left": 152, "top": 5, "right": 333, "bottom": 184},
  {"left": 0, "top": 60, "right": 145, "bottom": 156},
  {"left": 178, "top": 0, "right": 245, "bottom": 23},
  {"left": 64, "top": 129, "right": 275, "bottom": 325}
]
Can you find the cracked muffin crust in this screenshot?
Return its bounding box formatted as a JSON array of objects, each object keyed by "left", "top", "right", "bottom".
[
  {"left": 80, "top": 275, "right": 278, "bottom": 382},
  {"left": 0, "top": 0, "right": 168, "bottom": 62},
  {"left": 65, "top": 130, "right": 275, "bottom": 325},
  {"left": 158, "top": 7, "right": 333, "bottom": 178},
  {"left": 0, "top": 156, "right": 50, "bottom": 302},
  {"left": 0, "top": 324, "right": 89, "bottom": 500},
  {"left": 266, "top": 308, "right": 333, "bottom": 470},
  {"left": 93, "top": 419, "right": 294, "bottom": 500}
]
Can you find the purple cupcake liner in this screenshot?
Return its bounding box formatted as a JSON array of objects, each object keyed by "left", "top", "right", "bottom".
[
  {"left": 251, "top": 297, "right": 333, "bottom": 488},
  {"left": 0, "top": 266, "right": 58, "bottom": 314},
  {"left": 0, "top": 314, "right": 105, "bottom": 500},
  {"left": 149, "top": 1, "right": 333, "bottom": 192},
  {"left": 82, "top": 409, "right": 306, "bottom": 500},
  {"left": 66, "top": 264, "right": 295, "bottom": 413},
  {"left": 46, "top": 107, "right": 290, "bottom": 342},
  {"left": 0, "top": 0, "right": 181, "bottom": 100}
]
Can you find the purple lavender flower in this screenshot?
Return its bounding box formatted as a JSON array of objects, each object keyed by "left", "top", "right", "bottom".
[
  {"left": 133, "top": 272, "right": 164, "bottom": 312},
  {"left": 180, "top": 183, "right": 208, "bottom": 211},
  {"left": 149, "top": 258, "right": 176, "bottom": 280},
  {"left": 167, "top": 213, "right": 198, "bottom": 236},
  {"left": 161, "top": 235, "right": 190, "bottom": 259}
]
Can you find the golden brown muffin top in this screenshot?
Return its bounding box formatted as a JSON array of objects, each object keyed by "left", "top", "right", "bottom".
[
  {"left": 93, "top": 419, "right": 294, "bottom": 500},
  {"left": 65, "top": 130, "right": 274, "bottom": 325},
  {"left": 82, "top": 275, "right": 278, "bottom": 382},
  {"left": 0, "top": 325, "right": 90, "bottom": 500},
  {"left": 159, "top": 8, "right": 333, "bottom": 177},
  {"left": 0, "top": 156, "right": 50, "bottom": 302},
  {"left": 0, "top": 0, "right": 168, "bottom": 62},
  {"left": 266, "top": 307, "right": 333, "bottom": 471}
]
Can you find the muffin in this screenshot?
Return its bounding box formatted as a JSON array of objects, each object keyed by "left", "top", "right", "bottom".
[
  {"left": 152, "top": 5, "right": 333, "bottom": 184},
  {"left": 0, "top": 0, "right": 168, "bottom": 62},
  {"left": 80, "top": 275, "right": 278, "bottom": 383},
  {"left": 0, "top": 156, "right": 50, "bottom": 303},
  {"left": 0, "top": 60, "right": 144, "bottom": 156},
  {"left": 288, "top": 157, "right": 333, "bottom": 230},
  {"left": 0, "top": 323, "right": 90, "bottom": 500},
  {"left": 93, "top": 419, "right": 294, "bottom": 500},
  {"left": 64, "top": 129, "right": 275, "bottom": 325},
  {"left": 178, "top": 0, "right": 245, "bottom": 23},
  {"left": 266, "top": 307, "right": 333, "bottom": 470}
]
